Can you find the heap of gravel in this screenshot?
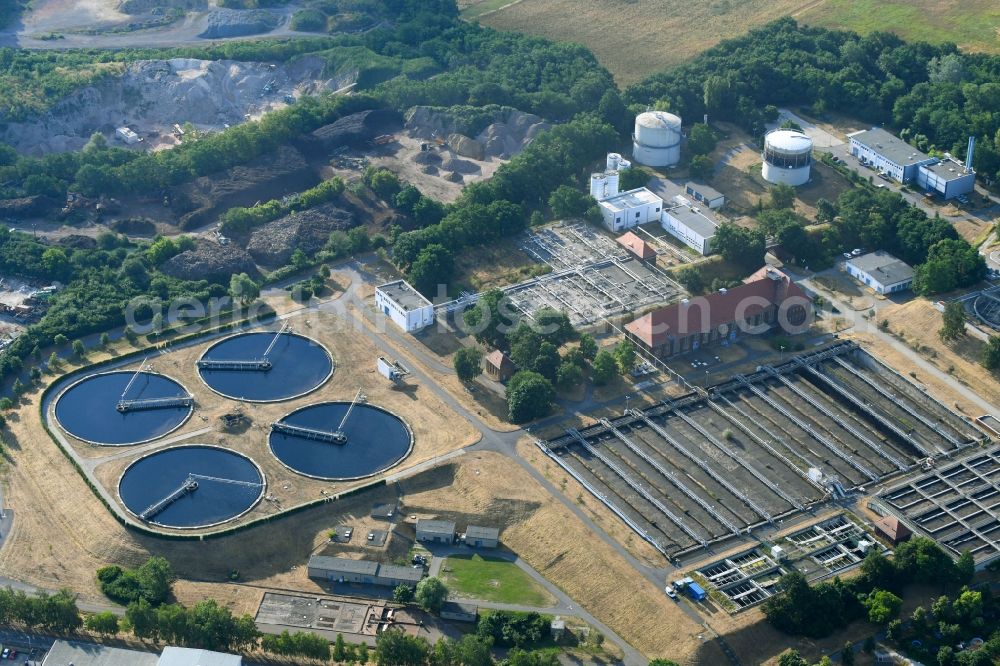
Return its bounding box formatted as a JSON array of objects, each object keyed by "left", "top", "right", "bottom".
[
  {"left": 444, "top": 171, "right": 464, "bottom": 183},
  {"left": 246, "top": 203, "right": 356, "bottom": 266},
  {"left": 199, "top": 9, "right": 280, "bottom": 39},
  {"left": 442, "top": 157, "right": 481, "bottom": 174},
  {"left": 412, "top": 150, "right": 443, "bottom": 165},
  {"left": 161, "top": 240, "right": 257, "bottom": 283}
]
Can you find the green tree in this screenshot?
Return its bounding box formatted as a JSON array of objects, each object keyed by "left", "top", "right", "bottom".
[
  {"left": 648, "top": 661, "right": 681, "bottom": 666},
  {"left": 613, "top": 340, "right": 636, "bottom": 375},
  {"left": 776, "top": 649, "right": 809, "bottom": 666},
  {"left": 415, "top": 577, "right": 448, "bottom": 612},
  {"left": 229, "top": 273, "right": 259, "bottom": 306},
  {"left": 53, "top": 333, "right": 68, "bottom": 346},
  {"left": 618, "top": 167, "right": 650, "bottom": 191},
  {"left": 375, "top": 629, "right": 429, "bottom": 666},
  {"left": 913, "top": 239, "right": 987, "bottom": 295},
  {"left": 984, "top": 336, "right": 1000, "bottom": 371},
  {"left": 939, "top": 301, "right": 967, "bottom": 341},
  {"left": 592, "top": 350, "right": 617, "bottom": 386},
  {"left": 409, "top": 244, "right": 454, "bottom": 298},
  {"left": 534, "top": 308, "right": 575, "bottom": 344},
  {"left": 841, "top": 642, "right": 855, "bottom": 666},
  {"left": 393, "top": 584, "right": 414, "bottom": 604},
  {"left": 689, "top": 154, "right": 714, "bottom": 180},
  {"left": 577, "top": 334, "right": 598, "bottom": 360},
  {"left": 99, "top": 332, "right": 110, "bottom": 348},
  {"left": 688, "top": 123, "right": 717, "bottom": 156},
  {"left": 506, "top": 370, "right": 555, "bottom": 423},
  {"left": 463, "top": 288, "right": 513, "bottom": 351},
  {"left": 531, "top": 341, "right": 561, "bottom": 382},
  {"left": 48, "top": 352, "right": 60, "bottom": 369},
  {"left": 334, "top": 633, "right": 347, "bottom": 661},
  {"left": 676, "top": 266, "right": 705, "bottom": 293},
  {"left": 548, "top": 185, "right": 594, "bottom": 219},
  {"left": 865, "top": 589, "right": 902, "bottom": 624},
  {"left": 769, "top": 183, "right": 796, "bottom": 210},
  {"left": 712, "top": 224, "right": 766, "bottom": 272},
  {"left": 72, "top": 339, "right": 85, "bottom": 359},
  {"left": 453, "top": 347, "right": 483, "bottom": 383},
  {"left": 954, "top": 551, "right": 975, "bottom": 586},
  {"left": 85, "top": 611, "right": 119, "bottom": 636},
  {"left": 556, "top": 361, "right": 584, "bottom": 392}
]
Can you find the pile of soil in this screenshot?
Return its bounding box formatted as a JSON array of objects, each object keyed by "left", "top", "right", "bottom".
[
  {"left": 0, "top": 195, "right": 58, "bottom": 219},
  {"left": 58, "top": 235, "right": 98, "bottom": 250},
  {"left": 444, "top": 171, "right": 464, "bottom": 183},
  {"left": 246, "top": 202, "right": 356, "bottom": 266},
  {"left": 110, "top": 217, "right": 157, "bottom": 236},
  {"left": 405, "top": 106, "right": 550, "bottom": 161},
  {"left": 199, "top": 9, "right": 280, "bottom": 39},
  {"left": 411, "top": 150, "right": 442, "bottom": 165},
  {"left": 304, "top": 109, "right": 403, "bottom": 154},
  {"left": 173, "top": 145, "right": 317, "bottom": 229},
  {"left": 118, "top": 0, "right": 206, "bottom": 13},
  {"left": 161, "top": 240, "right": 257, "bottom": 283},
  {"left": 442, "top": 157, "right": 480, "bottom": 175}
]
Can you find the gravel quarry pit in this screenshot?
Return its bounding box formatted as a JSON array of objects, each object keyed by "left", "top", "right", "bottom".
[{"left": 0, "top": 56, "right": 353, "bottom": 155}]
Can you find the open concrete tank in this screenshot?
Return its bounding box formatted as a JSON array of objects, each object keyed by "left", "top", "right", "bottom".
[
  {"left": 632, "top": 111, "right": 681, "bottom": 167},
  {"left": 762, "top": 129, "right": 813, "bottom": 186}
]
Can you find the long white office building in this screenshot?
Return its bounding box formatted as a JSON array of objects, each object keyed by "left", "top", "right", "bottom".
[{"left": 660, "top": 196, "right": 718, "bottom": 255}]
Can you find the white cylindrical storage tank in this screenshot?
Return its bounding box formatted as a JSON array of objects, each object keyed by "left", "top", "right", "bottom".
[
  {"left": 605, "top": 171, "right": 619, "bottom": 197},
  {"left": 590, "top": 172, "right": 609, "bottom": 200},
  {"left": 762, "top": 129, "right": 813, "bottom": 186},
  {"left": 632, "top": 111, "right": 681, "bottom": 167},
  {"left": 607, "top": 153, "right": 622, "bottom": 171}
]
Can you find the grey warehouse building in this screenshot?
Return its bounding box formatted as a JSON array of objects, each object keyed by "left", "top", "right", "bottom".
[
  {"left": 464, "top": 525, "right": 500, "bottom": 548},
  {"left": 849, "top": 127, "right": 976, "bottom": 200},
  {"left": 307, "top": 555, "right": 423, "bottom": 587},
  {"left": 416, "top": 518, "right": 456, "bottom": 544},
  {"left": 42, "top": 641, "right": 242, "bottom": 666},
  {"left": 848, "top": 127, "right": 935, "bottom": 182}
]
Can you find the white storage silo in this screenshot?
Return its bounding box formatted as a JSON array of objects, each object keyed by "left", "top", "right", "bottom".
[
  {"left": 589, "top": 171, "right": 619, "bottom": 201},
  {"left": 632, "top": 111, "right": 682, "bottom": 167},
  {"left": 607, "top": 153, "right": 622, "bottom": 171},
  {"left": 762, "top": 129, "right": 813, "bottom": 186}
]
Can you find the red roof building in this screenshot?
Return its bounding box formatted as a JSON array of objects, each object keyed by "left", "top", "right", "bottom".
[
  {"left": 624, "top": 266, "right": 809, "bottom": 359},
  {"left": 616, "top": 231, "right": 657, "bottom": 262},
  {"left": 483, "top": 350, "right": 516, "bottom": 382},
  {"left": 873, "top": 515, "right": 912, "bottom": 545}
]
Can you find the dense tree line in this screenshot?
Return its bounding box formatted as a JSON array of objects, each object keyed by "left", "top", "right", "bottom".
[
  {"left": 625, "top": 17, "right": 1000, "bottom": 184},
  {"left": 763, "top": 537, "right": 973, "bottom": 639}
]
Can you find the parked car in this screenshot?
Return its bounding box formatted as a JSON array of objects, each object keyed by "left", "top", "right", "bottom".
[
  {"left": 1, "top": 649, "right": 8, "bottom": 660},
  {"left": 367, "top": 532, "right": 374, "bottom": 541},
  {"left": 852, "top": 248, "right": 863, "bottom": 256},
  {"left": 843, "top": 252, "right": 853, "bottom": 259},
  {"left": 664, "top": 585, "right": 677, "bottom": 599}
]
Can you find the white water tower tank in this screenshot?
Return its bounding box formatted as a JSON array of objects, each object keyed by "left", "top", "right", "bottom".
[
  {"left": 633, "top": 111, "right": 682, "bottom": 167},
  {"left": 762, "top": 129, "right": 813, "bottom": 186},
  {"left": 607, "top": 153, "right": 622, "bottom": 171},
  {"left": 590, "top": 171, "right": 619, "bottom": 200}
]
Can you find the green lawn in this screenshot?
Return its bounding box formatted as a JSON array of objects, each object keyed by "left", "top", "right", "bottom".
[{"left": 440, "top": 554, "right": 554, "bottom": 606}]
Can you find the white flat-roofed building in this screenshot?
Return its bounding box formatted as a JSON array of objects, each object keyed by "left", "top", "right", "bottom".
[
  {"left": 846, "top": 251, "right": 914, "bottom": 295},
  {"left": 416, "top": 518, "right": 456, "bottom": 543},
  {"left": 660, "top": 197, "right": 718, "bottom": 255},
  {"left": 916, "top": 156, "right": 975, "bottom": 200},
  {"left": 115, "top": 127, "right": 141, "bottom": 145},
  {"left": 848, "top": 128, "right": 935, "bottom": 183},
  {"left": 158, "top": 647, "right": 242, "bottom": 666},
  {"left": 597, "top": 187, "right": 663, "bottom": 233},
  {"left": 464, "top": 525, "right": 500, "bottom": 548},
  {"left": 375, "top": 280, "right": 434, "bottom": 333}
]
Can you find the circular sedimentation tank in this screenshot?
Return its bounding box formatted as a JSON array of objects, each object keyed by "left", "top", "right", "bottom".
[
  {"left": 269, "top": 401, "right": 413, "bottom": 480},
  {"left": 198, "top": 331, "right": 333, "bottom": 402},
  {"left": 762, "top": 129, "right": 813, "bottom": 186},
  {"left": 118, "top": 445, "right": 265, "bottom": 529},
  {"left": 55, "top": 371, "right": 192, "bottom": 446}
]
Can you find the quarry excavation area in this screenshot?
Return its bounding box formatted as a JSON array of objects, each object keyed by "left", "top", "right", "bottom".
[{"left": 540, "top": 341, "right": 982, "bottom": 559}]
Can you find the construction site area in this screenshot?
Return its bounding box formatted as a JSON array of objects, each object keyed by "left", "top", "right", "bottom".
[
  {"left": 874, "top": 445, "right": 1000, "bottom": 567},
  {"left": 538, "top": 341, "right": 982, "bottom": 559}
]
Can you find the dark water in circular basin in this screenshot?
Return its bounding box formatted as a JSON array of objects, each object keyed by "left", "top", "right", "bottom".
[
  {"left": 119, "top": 445, "right": 264, "bottom": 529},
  {"left": 55, "top": 371, "right": 191, "bottom": 446},
  {"left": 269, "top": 402, "right": 412, "bottom": 480},
  {"left": 198, "top": 331, "right": 332, "bottom": 402}
]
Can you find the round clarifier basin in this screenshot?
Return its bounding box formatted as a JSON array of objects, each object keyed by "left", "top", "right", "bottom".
[
  {"left": 269, "top": 402, "right": 412, "bottom": 480},
  {"left": 197, "top": 331, "right": 333, "bottom": 402},
  {"left": 118, "top": 445, "right": 265, "bottom": 529},
  {"left": 55, "top": 371, "right": 192, "bottom": 446}
]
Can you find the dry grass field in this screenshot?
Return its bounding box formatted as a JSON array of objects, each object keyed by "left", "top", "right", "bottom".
[{"left": 465, "top": 0, "right": 1000, "bottom": 85}]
